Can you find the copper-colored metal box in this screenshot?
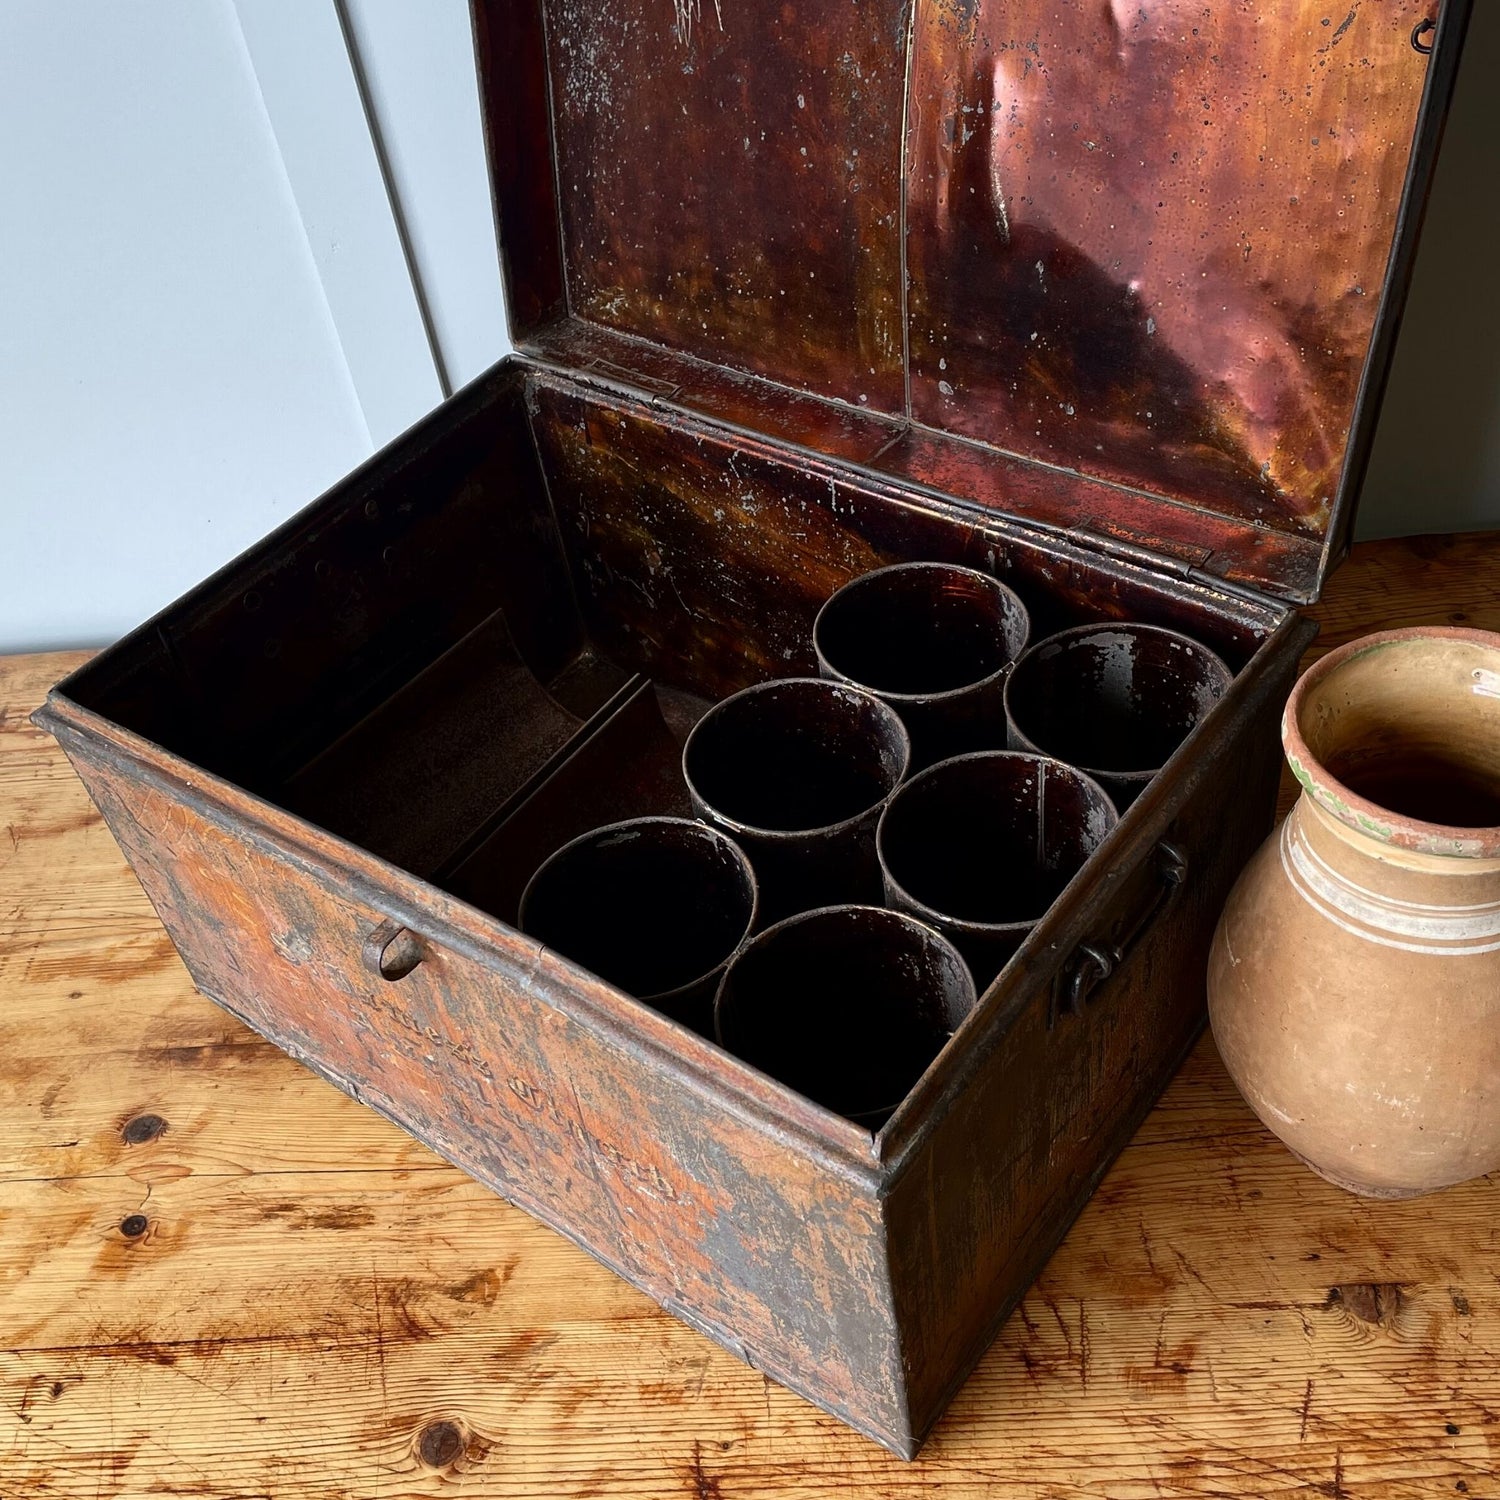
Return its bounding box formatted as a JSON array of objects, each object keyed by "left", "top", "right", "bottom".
[{"left": 36, "top": 0, "right": 1470, "bottom": 1455}]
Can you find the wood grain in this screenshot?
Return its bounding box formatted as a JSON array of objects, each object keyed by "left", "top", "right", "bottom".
[{"left": 5, "top": 535, "right": 1500, "bottom": 1498}]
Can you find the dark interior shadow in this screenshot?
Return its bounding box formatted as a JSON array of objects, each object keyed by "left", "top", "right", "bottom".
[{"left": 1357, "top": 2, "right": 1500, "bottom": 539}]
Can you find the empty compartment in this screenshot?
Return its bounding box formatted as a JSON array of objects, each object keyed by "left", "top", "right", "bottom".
[{"left": 443, "top": 676, "right": 694, "bottom": 925}]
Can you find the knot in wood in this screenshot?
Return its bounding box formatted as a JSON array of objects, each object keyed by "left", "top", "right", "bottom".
[
  {"left": 1328, "top": 1281, "right": 1406, "bottom": 1328},
  {"left": 417, "top": 1420, "right": 465, "bottom": 1469},
  {"left": 122, "top": 1113, "right": 167, "bottom": 1144}
]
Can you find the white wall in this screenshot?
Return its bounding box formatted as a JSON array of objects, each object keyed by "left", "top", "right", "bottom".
[
  {"left": 0, "top": 2, "right": 374, "bottom": 651},
  {"left": 0, "top": 2, "right": 1494, "bottom": 652},
  {"left": 342, "top": 0, "right": 512, "bottom": 392},
  {"left": 0, "top": 0, "right": 511, "bottom": 653},
  {"left": 234, "top": 0, "right": 447, "bottom": 440}
]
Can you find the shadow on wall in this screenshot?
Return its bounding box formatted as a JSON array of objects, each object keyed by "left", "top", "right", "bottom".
[{"left": 1357, "top": 2, "right": 1500, "bottom": 539}]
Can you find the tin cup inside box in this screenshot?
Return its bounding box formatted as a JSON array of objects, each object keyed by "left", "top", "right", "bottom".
[
  {"left": 714, "top": 904, "right": 977, "bottom": 1131},
  {"left": 878, "top": 751, "right": 1119, "bottom": 988},
  {"left": 814, "top": 562, "right": 1031, "bottom": 770},
  {"left": 682, "top": 677, "right": 911, "bottom": 926},
  {"left": 518, "top": 816, "right": 758, "bottom": 1037},
  {"left": 1005, "top": 624, "right": 1234, "bottom": 810}
]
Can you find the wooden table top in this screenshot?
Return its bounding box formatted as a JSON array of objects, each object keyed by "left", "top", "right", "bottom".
[{"left": 3, "top": 532, "right": 1498, "bottom": 1499}]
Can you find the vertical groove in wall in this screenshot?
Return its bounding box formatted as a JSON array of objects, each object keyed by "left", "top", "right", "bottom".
[
  {"left": 228, "top": 0, "right": 374, "bottom": 450},
  {"left": 333, "top": 0, "right": 454, "bottom": 400}
]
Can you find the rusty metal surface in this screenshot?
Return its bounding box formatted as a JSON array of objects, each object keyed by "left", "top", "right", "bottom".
[
  {"left": 522, "top": 318, "right": 1334, "bottom": 601},
  {"left": 882, "top": 611, "right": 1311, "bottom": 1439},
  {"left": 41, "top": 700, "right": 914, "bottom": 1451},
  {"left": 536, "top": 0, "right": 907, "bottom": 408},
  {"left": 36, "top": 596, "right": 1308, "bottom": 1456},
  {"left": 524, "top": 370, "right": 1277, "bottom": 696}
]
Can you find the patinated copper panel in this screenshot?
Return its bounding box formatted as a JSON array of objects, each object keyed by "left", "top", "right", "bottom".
[
  {"left": 906, "top": 0, "right": 1452, "bottom": 533},
  {"left": 521, "top": 319, "right": 1333, "bottom": 597},
  {"left": 477, "top": 0, "right": 1469, "bottom": 601},
  {"left": 541, "top": 0, "right": 908, "bottom": 407}
]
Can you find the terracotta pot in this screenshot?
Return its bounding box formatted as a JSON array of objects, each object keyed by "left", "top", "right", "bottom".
[{"left": 1208, "top": 627, "right": 1500, "bottom": 1199}]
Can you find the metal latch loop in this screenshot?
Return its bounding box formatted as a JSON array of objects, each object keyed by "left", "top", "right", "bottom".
[{"left": 363, "top": 919, "right": 426, "bottom": 982}]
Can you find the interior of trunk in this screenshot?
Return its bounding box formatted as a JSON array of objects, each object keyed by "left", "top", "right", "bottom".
[{"left": 62, "top": 359, "right": 1284, "bottom": 1024}]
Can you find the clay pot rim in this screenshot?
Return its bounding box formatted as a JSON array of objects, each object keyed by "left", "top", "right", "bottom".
[{"left": 1282, "top": 625, "right": 1500, "bottom": 859}]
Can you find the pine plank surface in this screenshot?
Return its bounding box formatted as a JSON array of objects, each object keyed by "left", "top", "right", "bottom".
[{"left": 3, "top": 533, "right": 1499, "bottom": 1498}]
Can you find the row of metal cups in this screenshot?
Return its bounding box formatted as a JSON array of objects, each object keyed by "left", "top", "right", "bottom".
[
  {"left": 517, "top": 561, "right": 1232, "bottom": 1127},
  {"left": 813, "top": 560, "right": 1232, "bottom": 799}
]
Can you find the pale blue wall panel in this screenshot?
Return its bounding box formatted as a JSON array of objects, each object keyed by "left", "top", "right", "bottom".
[
  {"left": 343, "top": 0, "right": 512, "bottom": 390},
  {"left": 0, "top": 0, "right": 373, "bottom": 650}
]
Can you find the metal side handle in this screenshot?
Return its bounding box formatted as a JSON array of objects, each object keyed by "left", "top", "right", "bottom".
[{"left": 1055, "top": 841, "right": 1189, "bottom": 1020}]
